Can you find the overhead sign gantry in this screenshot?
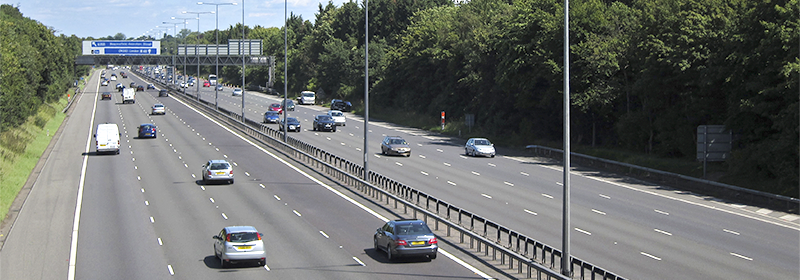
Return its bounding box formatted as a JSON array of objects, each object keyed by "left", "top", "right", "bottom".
[{"left": 82, "top": 40, "right": 161, "bottom": 55}]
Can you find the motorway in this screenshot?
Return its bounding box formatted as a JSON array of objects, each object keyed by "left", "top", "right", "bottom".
[
  {"left": 176, "top": 71, "right": 799, "bottom": 279},
  {"left": 0, "top": 70, "right": 497, "bottom": 279}
]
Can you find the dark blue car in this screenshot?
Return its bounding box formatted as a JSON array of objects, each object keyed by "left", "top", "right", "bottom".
[
  {"left": 138, "top": 123, "right": 157, "bottom": 138},
  {"left": 263, "top": 111, "right": 280, "bottom": 123}
]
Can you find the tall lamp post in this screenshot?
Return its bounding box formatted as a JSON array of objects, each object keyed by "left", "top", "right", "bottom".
[
  {"left": 240, "top": 0, "right": 246, "bottom": 119},
  {"left": 198, "top": 1, "right": 238, "bottom": 110},
  {"left": 282, "top": 0, "right": 287, "bottom": 141},
  {"left": 163, "top": 21, "right": 183, "bottom": 87},
  {"left": 183, "top": 11, "right": 214, "bottom": 101},
  {"left": 561, "top": 0, "right": 572, "bottom": 277},
  {"left": 363, "top": 0, "right": 370, "bottom": 180},
  {"left": 173, "top": 16, "right": 196, "bottom": 95}
]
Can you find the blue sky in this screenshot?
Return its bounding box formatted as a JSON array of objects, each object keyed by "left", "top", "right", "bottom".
[{"left": 3, "top": 0, "right": 350, "bottom": 38}]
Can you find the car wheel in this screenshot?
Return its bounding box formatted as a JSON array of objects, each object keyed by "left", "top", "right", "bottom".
[
  {"left": 374, "top": 238, "right": 380, "bottom": 252},
  {"left": 220, "top": 256, "right": 226, "bottom": 268},
  {"left": 491, "top": 154, "right": 495, "bottom": 158},
  {"left": 386, "top": 246, "right": 394, "bottom": 261},
  {"left": 429, "top": 253, "right": 437, "bottom": 260},
  {"left": 406, "top": 153, "right": 411, "bottom": 157},
  {"left": 229, "top": 179, "right": 234, "bottom": 184},
  {"left": 466, "top": 148, "right": 470, "bottom": 156},
  {"left": 381, "top": 148, "right": 386, "bottom": 155}
]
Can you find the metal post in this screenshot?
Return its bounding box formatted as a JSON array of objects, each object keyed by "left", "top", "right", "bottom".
[
  {"left": 184, "top": 11, "right": 214, "bottom": 101},
  {"left": 363, "top": 0, "right": 370, "bottom": 181},
  {"left": 241, "top": 0, "right": 246, "bottom": 119},
  {"left": 561, "top": 0, "right": 571, "bottom": 277},
  {"left": 199, "top": 2, "right": 237, "bottom": 110},
  {"left": 703, "top": 126, "right": 708, "bottom": 179},
  {"left": 282, "top": 0, "right": 288, "bottom": 141}
]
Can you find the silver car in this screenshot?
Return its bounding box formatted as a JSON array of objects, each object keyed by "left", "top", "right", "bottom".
[
  {"left": 202, "top": 160, "right": 234, "bottom": 184},
  {"left": 213, "top": 226, "right": 266, "bottom": 267},
  {"left": 381, "top": 136, "right": 411, "bottom": 157},
  {"left": 232, "top": 88, "right": 243, "bottom": 96},
  {"left": 374, "top": 219, "right": 438, "bottom": 261},
  {"left": 151, "top": 104, "right": 165, "bottom": 115},
  {"left": 327, "top": 110, "right": 346, "bottom": 126},
  {"left": 465, "top": 137, "right": 495, "bottom": 158}
]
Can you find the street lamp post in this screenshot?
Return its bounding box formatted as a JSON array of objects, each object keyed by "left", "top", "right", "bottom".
[
  {"left": 363, "top": 0, "right": 369, "bottom": 180},
  {"left": 198, "top": 1, "right": 238, "bottom": 110},
  {"left": 183, "top": 11, "right": 214, "bottom": 101},
  {"left": 282, "top": 0, "right": 287, "bottom": 141},
  {"left": 173, "top": 16, "right": 196, "bottom": 95},
  {"left": 241, "top": 0, "right": 245, "bottom": 120}
]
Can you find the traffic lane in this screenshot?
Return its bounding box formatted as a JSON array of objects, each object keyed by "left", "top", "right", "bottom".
[
  {"left": 77, "top": 91, "right": 168, "bottom": 279},
  {"left": 0, "top": 71, "right": 103, "bottom": 280}
]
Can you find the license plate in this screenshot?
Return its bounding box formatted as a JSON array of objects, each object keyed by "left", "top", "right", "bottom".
[
  {"left": 411, "top": 241, "right": 425, "bottom": 245},
  {"left": 216, "top": 172, "right": 225, "bottom": 175},
  {"left": 237, "top": 246, "right": 252, "bottom": 250},
  {"left": 100, "top": 144, "right": 106, "bottom": 146}
]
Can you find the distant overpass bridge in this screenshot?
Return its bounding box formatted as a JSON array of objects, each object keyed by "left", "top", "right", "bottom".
[{"left": 75, "top": 55, "right": 274, "bottom": 66}]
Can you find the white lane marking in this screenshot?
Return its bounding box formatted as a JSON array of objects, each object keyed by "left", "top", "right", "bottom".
[
  {"left": 654, "top": 209, "right": 670, "bottom": 215},
  {"left": 135, "top": 166, "right": 138, "bottom": 170},
  {"left": 654, "top": 228, "right": 672, "bottom": 236},
  {"left": 293, "top": 210, "right": 302, "bottom": 217},
  {"left": 447, "top": 181, "right": 457, "bottom": 186},
  {"left": 349, "top": 133, "right": 354, "bottom": 136},
  {"left": 524, "top": 209, "right": 538, "bottom": 216},
  {"left": 200, "top": 186, "right": 205, "bottom": 191},
  {"left": 541, "top": 193, "right": 553, "bottom": 199},
  {"left": 592, "top": 209, "right": 606, "bottom": 215},
  {"left": 137, "top": 176, "right": 141, "bottom": 181},
  {"left": 145, "top": 201, "right": 149, "bottom": 206},
  {"left": 521, "top": 172, "right": 529, "bottom": 176},
  {"left": 481, "top": 194, "right": 492, "bottom": 199},
  {"left": 232, "top": 162, "right": 238, "bottom": 167},
  {"left": 319, "top": 231, "right": 329, "bottom": 238},
  {"left": 158, "top": 238, "right": 163, "bottom": 245},
  {"left": 353, "top": 257, "right": 366, "bottom": 266},
  {"left": 245, "top": 172, "right": 250, "bottom": 177},
  {"left": 191, "top": 174, "right": 196, "bottom": 179},
  {"left": 599, "top": 194, "right": 611, "bottom": 199},
  {"left": 355, "top": 148, "right": 362, "bottom": 151},
  {"left": 443, "top": 162, "right": 451, "bottom": 167},
  {"left": 260, "top": 183, "right": 266, "bottom": 189},
  {"left": 419, "top": 155, "right": 426, "bottom": 159},
  {"left": 730, "top": 252, "right": 753, "bottom": 261},
  {"left": 132, "top": 158, "right": 135, "bottom": 162},
  {"left": 723, "top": 229, "right": 740, "bottom": 235},
  {"left": 150, "top": 217, "right": 155, "bottom": 223},
  {"left": 141, "top": 188, "right": 145, "bottom": 193},
  {"left": 209, "top": 198, "right": 215, "bottom": 203},
  {"left": 641, "top": 252, "right": 662, "bottom": 261},
  {"left": 575, "top": 228, "right": 592, "bottom": 235},
  {"left": 223, "top": 154, "right": 228, "bottom": 158},
  {"left": 488, "top": 163, "right": 496, "bottom": 167},
  {"left": 504, "top": 181, "right": 514, "bottom": 187},
  {"left": 556, "top": 182, "right": 563, "bottom": 186},
  {"left": 273, "top": 195, "right": 281, "bottom": 201},
  {"left": 169, "top": 95, "right": 494, "bottom": 279},
  {"left": 436, "top": 149, "right": 443, "bottom": 152},
  {"left": 395, "top": 162, "right": 403, "bottom": 166},
  {"left": 221, "top": 213, "right": 228, "bottom": 220},
  {"left": 167, "top": 265, "right": 174, "bottom": 275},
  {"left": 420, "top": 171, "right": 429, "bottom": 176},
  {"left": 340, "top": 142, "right": 346, "bottom": 146},
  {"left": 459, "top": 155, "right": 467, "bottom": 159},
  {"left": 183, "top": 163, "right": 188, "bottom": 168},
  {"left": 471, "top": 171, "right": 480, "bottom": 176}
]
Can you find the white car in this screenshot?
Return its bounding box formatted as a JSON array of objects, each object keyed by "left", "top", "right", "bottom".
[
  {"left": 327, "top": 110, "right": 345, "bottom": 126},
  {"left": 213, "top": 226, "right": 266, "bottom": 267},
  {"left": 232, "top": 88, "right": 243, "bottom": 96},
  {"left": 151, "top": 104, "right": 165, "bottom": 115},
  {"left": 465, "top": 138, "right": 495, "bottom": 158},
  {"left": 110, "top": 76, "right": 117, "bottom": 81}
]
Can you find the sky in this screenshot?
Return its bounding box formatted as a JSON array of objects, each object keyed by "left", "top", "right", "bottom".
[{"left": 3, "top": 0, "right": 350, "bottom": 39}]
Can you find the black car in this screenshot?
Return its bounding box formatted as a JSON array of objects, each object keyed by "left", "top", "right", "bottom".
[
  {"left": 330, "top": 99, "right": 352, "bottom": 112},
  {"left": 138, "top": 123, "right": 157, "bottom": 138},
  {"left": 374, "top": 219, "right": 438, "bottom": 261},
  {"left": 129, "top": 82, "right": 136, "bottom": 88},
  {"left": 158, "top": 89, "right": 168, "bottom": 97},
  {"left": 313, "top": 115, "right": 336, "bottom": 132},
  {"left": 101, "top": 92, "right": 112, "bottom": 100},
  {"left": 280, "top": 117, "right": 301, "bottom": 132}
]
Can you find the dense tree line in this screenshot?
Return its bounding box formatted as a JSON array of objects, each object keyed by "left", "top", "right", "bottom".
[
  {"left": 115, "top": 0, "right": 799, "bottom": 195},
  {"left": 0, "top": 5, "right": 89, "bottom": 132}
]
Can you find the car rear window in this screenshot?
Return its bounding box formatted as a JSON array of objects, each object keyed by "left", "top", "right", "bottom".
[
  {"left": 228, "top": 232, "right": 259, "bottom": 242},
  {"left": 209, "top": 163, "right": 230, "bottom": 170},
  {"left": 330, "top": 112, "right": 342, "bottom": 116},
  {"left": 396, "top": 223, "right": 432, "bottom": 235}
]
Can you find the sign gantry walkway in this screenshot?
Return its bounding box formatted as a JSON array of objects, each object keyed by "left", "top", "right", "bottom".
[{"left": 75, "top": 55, "right": 273, "bottom": 66}]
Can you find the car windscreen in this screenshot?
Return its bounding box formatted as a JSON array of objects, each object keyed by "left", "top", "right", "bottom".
[
  {"left": 390, "top": 139, "right": 406, "bottom": 145},
  {"left": 330, "top": 112, "right": 342, "bottom": 116},
  {"left": 318, "top": 116, "right": 332, "bottom": 121},
  {"left": 265, "top": 112, "right": 278, "bottom": 116},
  {"left": 303, "top": 92, "right": 314, "bottom": 97},
  {"left": 209, "top": 163, "right": 230, "bottom": 170},
  {"left": 475, "top": 139, "right": 490, "bottom": 145},
  {"left": 287, "top": 118, "right": 299, "bottom": 123},
  {"left": 228, "top": 232, "right": 259, "bottom": 242}
]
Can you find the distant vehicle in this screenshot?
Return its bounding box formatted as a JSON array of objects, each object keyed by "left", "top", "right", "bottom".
[
  {"left": 101, "top": 92, "right": 112, "bottom": 100},
  {"left": 327, "top": 110, "right": 345, "bottom": 126},
  {"left": 268, "top": 103, "right": 283, "bottom": 114},
  {"left": 280, "top": 117, "right": 301, "bottom": 132},
  {"left": 101, "top": 80, "right": 109, "bottom": 86},
  {"left": 147, "top": 83, "right": 156, "bottom": 89},
  {"left": 110, "top": 75, "right": 117, "bottom": 81},
  {"left": 203, "top": 81, "right": 210, "bottom": 87},
  {"left": 330, "top": 99, "right": 352, "bottom": 112},
  {"left": 122, "top": 88, "right": 135, "bottom": 104},
  {"left": 115, "top": 83, "right": 123, "bottom": 89},
  {"left": 208, "top": 74, "right": 218, "bottom": 85},
  {"left": 129, "top": 82, "right": 136, "bottom": 87},
  {"left": 213, "top": 226, "right": 266, "bottom": 267},
  {"left": 263, "top": 111, "right": 280, "bottom": 123},
  {"left": 465, "top": 137, "right": 495, "bottom": 158},
  {"left": 313, "top": 115, "right": 336, "bottom": 132},
  {"left": 117, "top": 85, "right": 125, "bottom": 92},
  {"left": 94, "top": 123, "right": 120, "bottom": 155},
  {"left": 374, "top": 219, "right": 438, "bottom": 261},
  {"left": 121, "top": 72, "right": 127, "bottom": 78},
  {"left": 201, "top": 159, "right": 234, "bottom": 184},
  {"left": 138, "top": 123, "right": 157, "bottom": 138},
  {"left": 216, "top": 84, "right": 224, "bottom": 91},
  {"left": 282, "top": 99, "right": 295, "bottom": 111},
  {"left": 158, "top": 89, "right": 168, "bottom": 97},
  {"left": 136, "top": 85, "right": 145, "bottom": 91},
  {"left": 151, "top": 104, "right": 165, "bottom": 115},
  {"left": 381, "top": 136, "right": 411, "bottom": 157},
  {"left": 297, "top": 91, "right": 315, "bottom": 105},
  {"left": 232, "top": 88, "right": 243, "bottom": 96}
]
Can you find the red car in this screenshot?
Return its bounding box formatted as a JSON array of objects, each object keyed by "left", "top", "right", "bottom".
[
  {"left": 203, "top": 81, "right": 210, "bottom": 87},
  {"left": 268, "top": 103, "right": 283, "bottom": 114},
  {"left": 136, "top": 85, "right": 145, "bottom": 91}
]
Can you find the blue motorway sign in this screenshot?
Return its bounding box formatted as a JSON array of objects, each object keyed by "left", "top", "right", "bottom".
[
  {"left": 91, "top": 41, "right": 154, "bottom": 48},
  {"left": 103, "top": 48, "right": 159, "bottom": 55}
]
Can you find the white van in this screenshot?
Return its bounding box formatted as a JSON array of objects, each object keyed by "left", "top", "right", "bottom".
[
  {"left": 122, "top": 88, "right": 135, "bottom": 104},
  {"left": 297, "top": 91, "right": 315, "bottom": 105},
  {"left": 95, "top": 123, "right": 120, "bottom": 154}
]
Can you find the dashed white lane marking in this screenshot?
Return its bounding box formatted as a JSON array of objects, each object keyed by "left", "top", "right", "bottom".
[
  {"left": 200, "top": 186, "right": 205, "bottom": 191},
  {"left": 756, "top": 209, "right": 773, "bottom": 215},
  {"left": 319, "top": 231, "right": 329, "bottom": 238},
  {"left": 654, "top": 228, "right": 672, "bottom": 236},
  {"left": 524, "top": 209, "right": 538, "bottom": 216},
  {"left": 504, "top": 181, "right": 514, "bottom": 187},
  {"left": 447, "top": 181, "right": 457, "bottom": 186},
  {"left": 158, "top": 238, "right": 163, "bottom": 245},
  {"left": 245, "top": 172, "right": 250, "bottom": 177},
  {"left": 221, "top": 213, "right": 228, "bottom": 220},
  {"left": 191, "top": 174, "right": 196, "bottom": 178},
  {"left": 779, "top": 214, "right": 799, "bottom": 221},
  {"left": 209, "top": 198, "right": 215, "bottom": 203},
  {"left": 436, "top": 149, "right": 443, "bottom": 152},
  {"left": 575, "top": 228, "right": 592, "bottom": 235},
  {"left": 556, "top": 182, "right": 563, "bottom": 186},
  {"left": 137, "top": 176, "right": 141, "bottom": 181},
  {"left": 340, "top": 142, "right": 346, "bottom": 146},
  {"left": 730, "top": 252, "right": 752, "bottom": 261},
  {"left": 599, "top": 194, "right": 611, "bottom": 199},
  {"left": 395, "top": 162, "right": 403, "bottom": 166},
  {"left": 420, "top": 171, "right": 429, "bottom": 176},
  {"left": 541, "top": 193, "right": 553, "bottom": 199},
  {"left": 419, "top": 155, "right": 426, "bottom": 159},
  {"left": 641, "top": 252, "right": 662, "bottom": 261},
  {"left": 293, "top": 210, "right": 302, "bottom": 217},
  {"left": 167, "top": 265, "right": 174, "bottom": 275},
  {"left": 260, "top": 183, "right": 266, "bottom": 189},
  {"left": 232, "top": 162, "right": 238, "bottom": 167},
  {"left": 480, "top": 193, "right": 492, "bottom": 199},
  {"left": 592, "top": 209, "right": 606, "bottom": 215},
  {"left": 223, "top": 154, "right": 228, "bottom": 158},
  {"left": 723, "top": 229, "right": 740, "bottom": 235},
  {"left": 145, "top": 201, "right": 149, "bottom": 206},
  {"left": 150, "top": 217, "right": 155, "bottom": 223},
  {"left": 488, "top": 163, "right": 496, "bottom": 167},
  {"left": 521, "top": 172, "right": 529, "bottom": 176},
  {"left": 353, "top": 257, "right": 366, "bottom": 266},
  {"left": 459, "top": 155, "right": 467, "bottom": 159},
  {"left": 471, "top": 171, "right": 480, "bottom": 176},
  {"left": 141, "top": 188, "right": 145, "bottom": 193},
  {"left": 443, "top": 162, "right": 451, "bottom": 167},
  {"left": 654, "top": 209, "right": 670, "bottom": 215}
]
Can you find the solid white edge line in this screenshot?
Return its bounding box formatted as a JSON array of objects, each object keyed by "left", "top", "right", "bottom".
[
  {"left": 68, "top": 73, "right": 100, "bottom": 280},
  {"left": 353, "top": 256, "right": 366, "bottom": 266},
  {"left": 169, "top": 95, "right": 495, "bottom": 279}
]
